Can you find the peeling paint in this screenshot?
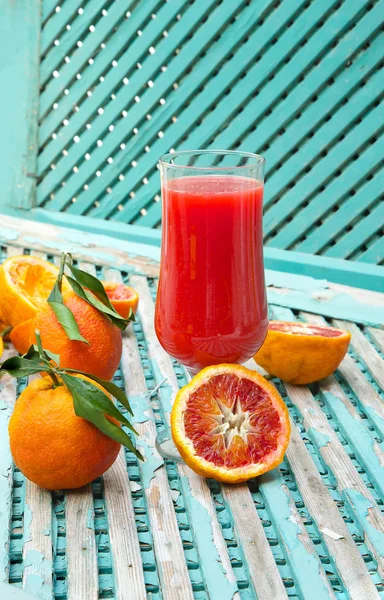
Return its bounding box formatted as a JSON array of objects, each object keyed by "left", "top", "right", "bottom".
[
  {"left": 323, "top": 391, "right": 384, "bottom": 498},
  {"left": 0, "top": 374, "right": 14, "bottom": 581},
  {"left": 180, "top": 475, "right": 238, "bottom": 600},
  {"left": 130, "top": 394, "right": 151, "bottom": 424},
  {"left": 308, "top": 427, "right": 332, "bottom": 448},
  {"left": 86, "top": 508, "right": 94, "bottom": 531},
  {"left": 344, "top": 488, "right": 384, "bottom": 558},
  {"left": 267, "top": 287, "right": 384, "bottom": 326},
  {"left": 320, "top": 527, "right": 344, "bottom": 541},
  {"left": 24, "top": 550, "right": 52, "bottom": 600},
  {"left": 266, "top": 270, "right": 328, "bottom": 293},
  {"left": 260, "top": 470, "right": 333, "bottom": 599},
  {"left": 136, "top": 435, "right": 164, "bottom": 490},
  {"left": 23, "top": 502, "right": 32, "bottom": 545},
  {"left": 150, "top": 358, "right": 174, "bottom": 416}
]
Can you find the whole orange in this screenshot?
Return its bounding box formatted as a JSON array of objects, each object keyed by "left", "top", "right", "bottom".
[
  {"left": 33, "top": 291, "right": 122, "bottom": 381},
  {"left": 9, "top": 376, "right": 120, "bottom": 490}
]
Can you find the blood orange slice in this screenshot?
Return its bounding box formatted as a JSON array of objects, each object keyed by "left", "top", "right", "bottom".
[
  {"left": 171, "top": 364, "right": 290, "bottom": 483},
  {"left": 254, "top": 320, "right": 351, "bottom": 385},
  {"left": 102, "top": 282, "right": 139, "bottom": 318}
]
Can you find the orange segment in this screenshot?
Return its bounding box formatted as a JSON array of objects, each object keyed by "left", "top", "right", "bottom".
[
  {"left": 102, "top": 281, "right": 139, "bottom": 318},
  {"left": 171, "top": 364, "right": 290, "bottom": 483},
  {"left": 0, "top": 256, "right": 59, "bottom": 326},
  {"left": 10, "top": 318, "right": 35, "bottom": 355},
  {"left": 254, "top": 320, "right": 351, "bottom": 385}
]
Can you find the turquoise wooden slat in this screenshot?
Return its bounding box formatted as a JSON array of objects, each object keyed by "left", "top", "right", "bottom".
[
  {"left": 42, "top": 0, "right": 58, "bottom": 25},
  {"left": 325, "top": 201, "right": 384, "bottom": 260},
  {"left": 267, "top": 129, "right": 384, "bottom": 249},
  {"left": 266, "top": 55, "right": 384, "bottom": 207},
  {"left": 38, "top": 0, "right": 167, "bottom": 147},
  {"left": 86, "top": 0, "right": 288, "bottom": 219},
  {"left": 38, "top": 0, "right": 192, "bottom": 162},
  {"left": 89, "top": 0, "right": 322, "bottom": 222},
  {"left": 27, "top": 0, "right": 383, "bottom": 264},
  {"left": 264, "top": 105, "right": 383, "bottom": 241},
  {"left": 139, "top": 31, "right": 384, "bottom": 228},
  {"left": 295, "top": 168, "right": 384, "bottom": 255},
  {"left": 37, "top": 0, "right": 245, "bottom": 208},
  {"left": 0, "top": 0, "right": 40, "bottom": 214},
  {"left": 117, "top": 0, "right": 380, "bottom": 226},
  {"left": 258, "top": 470, "right": 336, "bottom": 600},
  {"left": 357, "top": 237, "right": 384, "bottom": 265},
  {"left": 40, "top": 0, "right": 85, "bottom": 56},
  {"left": 205, "top": 0, "right": 375, "bottom": 163},
  {"left": 40, "top": 0, "right": 125, "bottom": 105}
]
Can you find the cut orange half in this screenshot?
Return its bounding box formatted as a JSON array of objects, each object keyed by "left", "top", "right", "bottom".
[
  {"left": 254, "top": 320, "right": 351, "bottom": 385},
  {"left": 171, "top": 364, "right": 290, "bottom": 483},
  {"left": 0, "top": 256, "right": 60, "bottom": 327},
  {"left": 102, "top": 282, "right": 139, "bottom": 318}
]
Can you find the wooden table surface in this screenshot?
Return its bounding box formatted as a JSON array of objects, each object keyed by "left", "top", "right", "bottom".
[{"left": 1, "top": 216, "right": 383, "bottom": 600}]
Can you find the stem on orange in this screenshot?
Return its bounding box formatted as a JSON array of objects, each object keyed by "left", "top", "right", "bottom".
[
  {"left": 35, "top": 329, "right": 61, "bottom": 388},
  {"left": 0, "top": 326, "right": 12, "bottom": 338}
]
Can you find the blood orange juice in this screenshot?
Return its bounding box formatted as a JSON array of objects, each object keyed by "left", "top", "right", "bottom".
[{"left": 155, "top": 174, "right": 268, "bottom": 372}]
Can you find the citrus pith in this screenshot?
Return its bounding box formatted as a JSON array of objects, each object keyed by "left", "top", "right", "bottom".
[
  {"left": 171, "top": 364, "right": 290, "bottom": 483},
  {"left": 254, "top": 321, "right": 351, "bottom": 384},
  {"left": 0, "top": 256, "right": 60, "bottom": 326},
  {"left": 10, "top": 318, "right": 35, "bottom": 355},
  {"left": 8, "top": 375, "right": 120, "bottom": 490}
]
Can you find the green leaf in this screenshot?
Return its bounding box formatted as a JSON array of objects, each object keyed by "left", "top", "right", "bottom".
[
  {"left": 47, "top": 280, "right": 63, "bottom": 304},
  {"left": 66, "top": 275, "right": 131, "bottom": 331},
  {"left": 61, "top": 368, "right": 133, "bottom": 414},
  {"left": 0, "top": 355, "right": 49, "bottom": 379},
  {"left": 66, "top": 263, "right": 115, "bottom": 309},
  {"left": 61, "top": 374, "right": 142, "bottom": 459},
  {"left": 48, "top": 300, "right": 89, "bottom": 344},
  {"left": 36, "top": 346, "right": 61, "bottom": 365}
]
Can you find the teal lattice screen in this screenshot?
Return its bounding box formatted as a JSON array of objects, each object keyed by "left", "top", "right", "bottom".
[{"left": 34, "top": 0, "right": 383, "bottom": 264}]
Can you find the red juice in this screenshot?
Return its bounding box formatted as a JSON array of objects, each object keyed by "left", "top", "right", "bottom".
[{"left": 155, "top": 175, "right": 268, "bottom": 371}]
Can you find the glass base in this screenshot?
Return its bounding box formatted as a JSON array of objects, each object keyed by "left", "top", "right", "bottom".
[
  {"left": 155, "top": 426, "right": 184, "bottom": 462},
  {"left": 185, "top": 366, "right": 199, "bottom": 379}
]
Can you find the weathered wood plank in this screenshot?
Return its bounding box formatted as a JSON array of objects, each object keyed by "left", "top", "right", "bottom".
[
  {"left": 105, "top": 268, "right": 192, "bottom": 600},
  {"left": 286, "top": 420, "right": 380, "bottom": 600},
  {"left": 0, "top": 348, "right": 16, "bottom": 583},
  {"left": 1, "top": 215, "right": 160, "bottom": 277},
  {"left": 65, "top": 487, "right": 98, "bottom": 600},
  {"left": 333, "top": 320, "right": 384, "bottom": 390},
  {"left": 272, "top": 308, "right": 384, "bottom": 499},
  {"left": 368, "top": 327, "right": 384, "bottom": 353},
  {"left": 131, "top": 274, "right": 239, "bottom": 600},
  {"left": 302, "top": 313, "right": 384, "bottom": 440},
  {"left": 221, "top": 485, "right": 288, "bottom": 600},
  {"left": 22, "top": 481, "right": 52, "bottom": 600},
  {"left": 102, "top": 451, "right": 147, "bottom": 600},
  {"left": 285, "top": 383, "right": 384, "bottom": 576},
  {"left": 258, "top": 469, "right": 337, "bottom": 600}
]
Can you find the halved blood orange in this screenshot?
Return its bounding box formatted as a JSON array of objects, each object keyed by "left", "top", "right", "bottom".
[
  {"left": 171, "top": 364, "right": 290, "bottom": 483},
  {"left": 254, "top": 320, "right": 351, "bottom": 385},
  {"left": 102, "top": 282, "right": 139, "bottom": 318}
]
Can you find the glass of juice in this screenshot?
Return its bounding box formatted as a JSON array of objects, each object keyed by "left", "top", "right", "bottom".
[{"left": 155, "top": 149, "right": 268, "bottom": 379}]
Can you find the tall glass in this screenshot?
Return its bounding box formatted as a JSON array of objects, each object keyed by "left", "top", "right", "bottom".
[{"left": 155, "top": 150, "right": 268, "bottom": 378}]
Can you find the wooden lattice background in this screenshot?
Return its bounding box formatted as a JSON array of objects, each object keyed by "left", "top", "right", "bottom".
[{"left": 36, "top": 0, "right": 383, "bottom": 264}]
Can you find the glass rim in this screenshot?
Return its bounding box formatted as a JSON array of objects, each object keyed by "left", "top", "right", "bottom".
[{"left": 159, "top": 149, "right": 266, "bottom": 170}]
